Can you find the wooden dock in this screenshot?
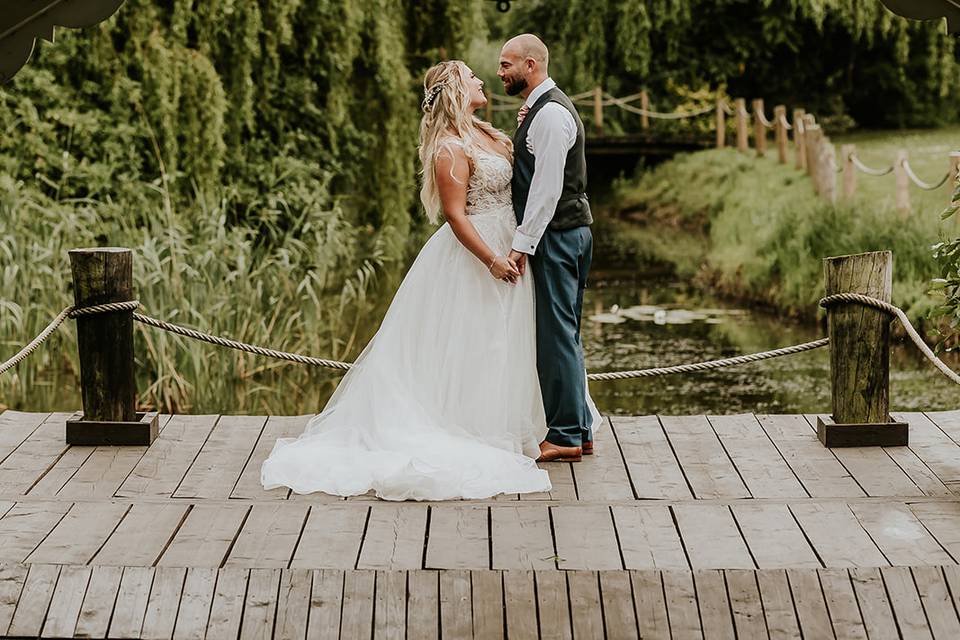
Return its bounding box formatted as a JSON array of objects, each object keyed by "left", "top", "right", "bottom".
[{"left": 1, "top": 409, "right": 960, "bottom": 638}]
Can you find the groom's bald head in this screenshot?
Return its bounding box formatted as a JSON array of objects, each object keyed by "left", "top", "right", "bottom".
[{"left": 498, "top": 34, "right": 549, "bottom": 97}]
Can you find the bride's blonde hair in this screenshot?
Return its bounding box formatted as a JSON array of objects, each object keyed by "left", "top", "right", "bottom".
[{"left": 418, "top": 60, "right": 513, "bottom": 224}]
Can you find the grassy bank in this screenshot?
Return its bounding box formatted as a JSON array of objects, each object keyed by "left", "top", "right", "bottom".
[{"left": 607, "top": 145, "right": 952, "bottom": 330}]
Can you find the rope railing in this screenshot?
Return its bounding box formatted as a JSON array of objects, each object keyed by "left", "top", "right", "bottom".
[
  {"left": 849, "top": 152, "right": 895, "bottom": 177},
  {"left": 902, "top": 159, "right": 952, "bottom": 191},
  {"left": 756, "top": 109, "right": 775, "bottom": 129},
  {"left": 3, "top": 294, "right": 957, "bottom": 385},
  {"left": 778, "top": 113, "right": 793, "bottom": 130},
  {"left": 603, "top": 93, "right": 715, "bottom": 120}
]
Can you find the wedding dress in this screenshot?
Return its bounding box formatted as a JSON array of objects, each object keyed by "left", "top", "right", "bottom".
[{"left": 260, "top": 139, "right": 600, "bottom": 501}]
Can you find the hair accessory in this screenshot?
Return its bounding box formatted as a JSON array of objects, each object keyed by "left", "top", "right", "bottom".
[{"left": 422, "top": 81, "right": 447, "bottom": 111}]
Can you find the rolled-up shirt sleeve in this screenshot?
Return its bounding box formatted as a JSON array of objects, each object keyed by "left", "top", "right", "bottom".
[{"left": 512, "top": 103, "right": 577, "bottom": 254}]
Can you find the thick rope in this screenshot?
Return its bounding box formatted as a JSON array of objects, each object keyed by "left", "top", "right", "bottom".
[
  {"left": 778, "top": 114, "right": 793, "bottom": 130},
  {"left": 819, "top": 293, "right": 960, "bottom": 385},
  {"left": 901, "top": 159, "right": 952, "bottom": 191},
  {"left": 585, "top": 338, "right": 829, "bottom": 381},
  {"left": 849, "top": 152, "right": 894, "bottom": 177},
  {"left": 605, "top": 94, "right": 715, "bottom": 120},
  {"left": 756, "top": 109, "right": 775, "bottom": 129},
  {"left": 722, "top": 101, "right": 735, "bottom": 116}
]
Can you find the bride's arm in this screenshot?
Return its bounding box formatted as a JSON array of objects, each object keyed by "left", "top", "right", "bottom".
[{"left": 435, "top": 145, "right": 520, "bottom": 282}]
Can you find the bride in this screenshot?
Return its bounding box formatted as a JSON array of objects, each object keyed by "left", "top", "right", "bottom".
[{"left": 260, "top": 60, "right": 599, "bottom": 501}]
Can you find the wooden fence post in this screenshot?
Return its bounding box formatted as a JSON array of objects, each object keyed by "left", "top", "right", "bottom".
[
  {"left": 593, "top": 86, "right": 603, "bottom": 136},
  {"left": 484, "top": 88, "right": 493, "bottom": 122},
  {"left": 819, "top": 251, "right": 908, "bottom": 447},
  {"left": 821, "top": 139, "right": 837, "bottom": 203},
  {"left": 752, "top": 98, "right": 767, "bottom": 157},
  {"left": 716, "top": 99, "right": 726, "bottom": 149},
  {"left": 793, "top": 108, "right": 806, "bottom": 170},
  {"left": 841, "top": 143, "right": 857, "bottom": 200},
  {"left": 803, "top": 115, "right": 817, "bottom": 178},
  {"left": 894, "top": 149, "right": 910, "bottom": 216},
  {"left": 67, "top": 248, "right": 158, "bottom": 445},
  {"left": 735, "top": 98, "right": 748, "bottom": 153},
  {"left": 640, "top": 90, "right": 650, "bottom": 130},
  {"left": 774, "top": 105, "right": 787, "bottom": 164}
]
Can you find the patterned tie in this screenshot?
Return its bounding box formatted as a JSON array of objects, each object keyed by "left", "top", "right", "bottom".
[{"left": 516, "top": 104, "right": 530, "bottom": 127}]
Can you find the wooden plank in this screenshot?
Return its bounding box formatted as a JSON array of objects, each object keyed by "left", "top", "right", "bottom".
[
  {"left": 535, "top": 571, "right": 571, "bottom": 640},
  {"left": 406, "top": 571, "right": 439, "bottom": 640},
  {"left": 599, "top": 571, "right": 638, "bottom": 640},
  {"left": 0, "top": 413, "right": 71, "bottom": 495},
  {"left": 660, "top": 415, "right": 749, "bottom": 499},
  {"left": 374, "top": 570, "right": 406, "bottom": 640},
  {"left": 673, "top": 504, "right": 754, "bottom": 569},
  {"left": 785, "top": 568, "right": 833, "bottom": 639},
  {"left": 881, "top": 565, "right": 934, "bottom": 639},
  {"left": 159, "top": 504, "right": 249, "bottom": 568},
  {"left": 27, "top": 446, "right": 95, "bottom": 497},
  {"left": 307, "top": 569, "right": 344, "bottom": 640},
  {"left": 610, "top": 416, "right": 691, "bottom": 499},
  {"left": 7, "top": 563, "right": 60, "bottom": 638},
  {"left": 292, "top": 505, "right": 368, "bottom": 569},
  {"left": 756, "top": 570, "right": 802, "bottom": 640},
  {"left": 172, "top": 566, "right": 217, "bottom": 640},
  {"left": 756, "top": 414, "right": 864, "bottom": 497},
  {"left": 490, "top": 505, "right": 555, "bottom": 570},
  {"left": 0, "top": 562, "right": 29, "bottom": 636},
  {"left": 520, "top": 461, "right": 577, "bottom": 501},
  {"left": 232, "top": 415, "right": 310, "bottom": 499},
  {"left": 927, "top": 409, "right": 960, "bottom": 442},
  {"left": 75, "top": 564, "right": 123, "bottom": 639},
  {"left": 425, "top": 506, "right": 489, "bottom": 570},
  {"left": 241, "top": 567, "right": 281, "bottom": 640},
  {"left": 661, "top": 569, "right": 702, "bottom": 639},
  {"left": 225, "top": 503, "right": 308, "bottom": 568},
  {"left": 471, "top": 571, "right": 504, "bottom": 640},
  {"left": 894, "top": 411, "right": 960, "bottom": 492},
  {"left": 709, "top": 414, "right": 807, "bottom": 498},
  {"left": 115, "top": 414, "right": 219, "bottom": 498},
  {"left": 107, "top": 565, "right": 154, "bottom": 639},
  {"left": 572, "top": 418, "right": 634, "bottom": 500},
  {"left": 205, "top": 567, "right": 247, "bottom": 640},
  {"left": 910, "top": 501, "right": 960, "bottom": 562},
  {"left": 173, "top": 415, "right": 266, "bottom": 499},
  {"left": 0, "top": 411, "right": 50, "bottom": 464},
  {"left": 693, "top": 569, "right": 735, "bottom": 640},
  {"left": 612, "top": 505, "right": 687, "bottom": 570},
  {"left": 789, "top": 502, "right": 888, "bottom": 567},
  {"left": 27, "top": 501, "right": 130, "bottom": 564},
  {"left": 40, "top": 564, "right": 91, "bottom": 639},
  {"left": 59, "top": 445, "right": 160, "bottom": 499},
  {"left": 912, "top": 566, "right": 960, "bottom": 639},
  {"left": 731, "top": 503, "right": 820, "bottom": 569},
  {"left": 502, "top": 570, "right": 537, "bottom": 640},
  {"left": 552, "top": 505, "right": 621, "bottom": 571},
  {"left": 340, "top": 570, "right": 375, "bottom": 640},
  {"left": 818, "top": 568, "right": 867, "bottom": 640},
  {"left": 0, "top": 501, "right": 13, "bottom": 518},
  {"left": 803, "top": 414, "right": 922, "bottom": 497},
  {"left": 140, "top": 565, "right": 187, "bottom": 640},
  {"left": 567, "top": 571, "right": 604, "bottom": 640},
  {"left": 849, "top": 567, "right": 899, "bottom": 640},
  {"left": 884, "top": 446, "right": 952, "bottom": 497},
  {"left": 439, "top": 569, "right": 472, "bottom": 639},
  {"left": 849, "top": 502, "right": 954, "bottom": 565},
  {"left": 93, "top": 502, "right": 189, "bottom": 566},
  {"left": 724, "top": 569, "right": 768, "bottom": 640},
  {"left": 273, "top": 568, "right": 312, "bottom": 640},
  {"left": 632, "top": 570, "right": 671, "bottom": 640},
  {"left": 0, "top": 501, "right": 71, "bottom": 562}
]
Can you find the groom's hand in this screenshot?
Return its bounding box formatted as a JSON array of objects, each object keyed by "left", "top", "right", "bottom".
[{"left": 508, "top": 250, "right": 527, "bottom": 275}]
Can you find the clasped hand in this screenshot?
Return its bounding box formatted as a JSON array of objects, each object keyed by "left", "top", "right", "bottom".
[{"left": 489, "top": 250, "right": 528, "bottom": 284}]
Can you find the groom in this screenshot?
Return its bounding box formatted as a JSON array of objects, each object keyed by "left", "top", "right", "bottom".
[{"left": 498, "top": 34, "right": 594, "bottom": 463}]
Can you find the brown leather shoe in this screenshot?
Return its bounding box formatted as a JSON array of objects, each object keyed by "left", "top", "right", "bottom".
[
  {"left": 537, "top": 441, "right": 582, "bottom": 462},
  {"left": 582, "top": 441, "right": 593, "bottom": 455}
]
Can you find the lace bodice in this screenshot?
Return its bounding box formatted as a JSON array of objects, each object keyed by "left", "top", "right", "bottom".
[{"left": 442, "top": 138, "right": 513, "bottom": 215}]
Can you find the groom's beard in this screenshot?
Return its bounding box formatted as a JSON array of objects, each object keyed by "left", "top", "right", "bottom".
[{"left": 504, "top": 76, "right": 528, "bottom": 96}]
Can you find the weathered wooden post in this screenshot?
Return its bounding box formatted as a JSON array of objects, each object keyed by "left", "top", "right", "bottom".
[
  {"left": 735, "top": 98, "right": 748, "bottom": 153},
  {"left": 640, "top": 90, "right": 650, "bottom": 130},
  {"left": 820, "top": 139, "right": 837, "bottom": 203},
  {"left": 715, "top": 99, "right": 726, "bottom": 149},
  {"left": 793, "top": 108, "right": 807, "bottom": 170},
  {"left": 841, "top": 144, "right": 857, "bottom": 200},
  {"left": 593, "top": 86, "right": 603, "bottom": 136},
  {"left": 752, "top": 99, "right": 767, "bottom": 157},
  {"left": 774, "top": 105, "right": 788, "bottom": 164},
  {"left": 818, "top": 251, "right": 908, "bottom": 447},
  {"left": 484, "top": 88, "right": 493, "bottom": 123},
  {"left": 66, "top": 248, "right": 158, "bottom": 445},
  {"left": 894, "top": 149, "right": 910, "bottom": 216},
  {"left": 803, "top": 114, "right": 817, "bottom": 178}
]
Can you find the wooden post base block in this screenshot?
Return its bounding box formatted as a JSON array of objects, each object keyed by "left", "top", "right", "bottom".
[
  {"left": 817, "top": 416, "right": 908, "bottom": 448},
  {"left": 66, "top": 411, "right": 159, "bottom": 446}
]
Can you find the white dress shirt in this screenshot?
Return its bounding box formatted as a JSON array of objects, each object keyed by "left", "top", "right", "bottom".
[{"left": 512, "top": 78, "right": 578, "bottom": 255}]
